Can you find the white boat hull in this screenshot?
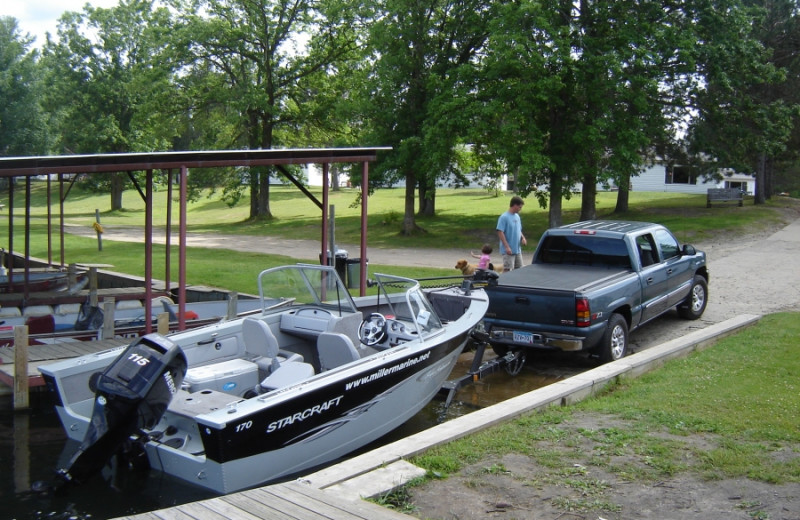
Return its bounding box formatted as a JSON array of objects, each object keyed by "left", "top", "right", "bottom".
[{"left": 39, "top": 265, "right": 489, "bottom": 494}]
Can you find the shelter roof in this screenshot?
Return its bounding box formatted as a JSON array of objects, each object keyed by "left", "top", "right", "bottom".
[{"left": 0, "top": 148, "right": 390, "bottom": 177}]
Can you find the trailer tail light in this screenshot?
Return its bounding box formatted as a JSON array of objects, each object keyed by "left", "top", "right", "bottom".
[{"left": 576, "top": 298, "right": 591, "bottom": 327}]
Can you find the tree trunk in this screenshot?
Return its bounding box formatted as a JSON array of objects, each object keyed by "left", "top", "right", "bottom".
[
  {"left": 548, "top": 170, "right": 563, "bottom": 228},
  {"left": 764, "top": 156, "right": 773, "bottom": 200},
  {"left": 755, "top": 153, "right": 766, "bottom": 205},
  {"left": 401, "top": 170, "right": 420, "bottom": 235},
  {"left": 580, "top": 171, "right": 597, "bottom": 221},
  {"left": 259, "top": 169, "right": 272, "bottom": 217},
  {"left": 249, "top": 171, "right": 259, "bottom": 219},
  {"left": 331, "top": 164, "right": 340, "bottom": 191},
  {"left": 614, "top": 172, "right": 631, "bottom": 213},
  {"left": 418, "top": 184, "right": 435, "bottom": 216},
  {"left": 110, "top": 173, "right": 124, "bottom": 211}
]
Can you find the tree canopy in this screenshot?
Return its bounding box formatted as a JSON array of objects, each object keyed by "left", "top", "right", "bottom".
[{"left": 1, "top": 0, "right": 798, "bottom": 225}]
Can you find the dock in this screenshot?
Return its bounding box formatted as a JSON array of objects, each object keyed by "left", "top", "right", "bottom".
[
  {"left": 115, "top": 480, "right": 413, "bottom": 520},
  {"left": 0, "top": 337, "right": 129, "bottom": 389}
]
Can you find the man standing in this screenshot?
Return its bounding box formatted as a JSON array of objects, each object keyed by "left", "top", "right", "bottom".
[{"left": 496, "top": 195, "right": 527, "bottom": 272}]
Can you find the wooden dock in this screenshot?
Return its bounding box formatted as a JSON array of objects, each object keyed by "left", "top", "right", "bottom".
[
  {"left": 0, "top": 337, "right": 129, "bottom": 390},
  {"left": 115, "top": 480, "right": 414, "bottom": 520}
]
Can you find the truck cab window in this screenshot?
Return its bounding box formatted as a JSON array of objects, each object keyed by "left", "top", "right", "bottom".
[
  {"left": 636, "top": 234, "right": 657, "bottom": 267},
  {"left": 654, "top": 229, "right": 680, "bottom": 260}
]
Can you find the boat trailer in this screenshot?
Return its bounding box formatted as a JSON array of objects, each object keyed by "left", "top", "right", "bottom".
[{"left": 438, "top": 330, "right": 526, "bottom": 408}]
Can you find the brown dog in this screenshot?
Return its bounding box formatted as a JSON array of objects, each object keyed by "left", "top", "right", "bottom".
[{"left": 455, "top": 259, "right": 477, "bottom": 275}]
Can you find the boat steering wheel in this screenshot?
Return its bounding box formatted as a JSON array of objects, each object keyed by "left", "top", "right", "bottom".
[{"left": 359, "top": 313, "right": 387, "bottom": 346}]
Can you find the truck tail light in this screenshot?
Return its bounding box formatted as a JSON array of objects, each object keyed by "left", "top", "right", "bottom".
[{"left": 576, "top": 298, "right": 591, "bottom": 327}]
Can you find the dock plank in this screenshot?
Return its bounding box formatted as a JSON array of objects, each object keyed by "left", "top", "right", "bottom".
[
  {"left": 118, "top": 481, "right": 414, "bottom": 520},
  {"left": 197, "top": 497, "right": 264, "bottom": 520},
  {"left": 0, "top": 338, "right": 129, "bottom": 390},
  {"left": 219, "top": 493, "right": 292, "bottom": 520},
  {"left": 148, "top": 510, "right": 197, "bottom": 520},
  {"left": 288, "top": 482, "right": 412, "bottom": 520},
  {"left": 170, "top": 502, "right": 230, "bottom": 520},
  {"left": 264, "top": 485, "right": 365, "bottom": 520},
  {"left": 248, "top": 487, "right": 331, "bottom": 519}
]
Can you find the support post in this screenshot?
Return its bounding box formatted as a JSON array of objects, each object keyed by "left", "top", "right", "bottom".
[
  {"left": 89, "top": 267, "right": 98, "bottom": 307},
  {"left": 157, "top": 312, "right": 169, "bottom": 335},
  {"left": 13, "top": 326, "right": 29, "bottom": 410},
  {"left": 102, "top": 297, "right": 115, "bottom": 340}
]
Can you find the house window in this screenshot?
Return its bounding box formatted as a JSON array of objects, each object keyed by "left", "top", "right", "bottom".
[
  {"left": 665, "top": 166, "right": 698, "bottom": 185},
  {"left": 725, "top": 181, "right": 747, "bottom": 192}
]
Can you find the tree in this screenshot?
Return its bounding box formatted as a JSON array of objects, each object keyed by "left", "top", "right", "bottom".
[
  {"left": 0, "top": 17, "right": 50, "bottom": 157},
  {"left": 472, "top": 0, "right": 715, "bottom": 227},
  {"left": 688, "top": 0, "right": 799, "bottom": 204},
  {"left": 172, "top": 0, "right": 362, "bottom": 219},
  {"left": 41, "top": 0, "right": 181, "bottom": 209},
  {"left": 361, "top": 0, "right": 495, "bottom": 235}
]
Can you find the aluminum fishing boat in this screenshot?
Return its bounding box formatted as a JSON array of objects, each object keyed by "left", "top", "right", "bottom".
[{"left": 39, "top": 264, "right": 488, "bottom": 494}]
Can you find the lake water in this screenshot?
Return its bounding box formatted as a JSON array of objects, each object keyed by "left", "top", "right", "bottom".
[{"left": 1, "top": 351, "right": 571, "bottom": 520}]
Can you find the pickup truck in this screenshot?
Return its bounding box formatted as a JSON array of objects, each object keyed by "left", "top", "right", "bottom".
[{"left": 481, "top": 220, "right": 709, "bottom": 363}]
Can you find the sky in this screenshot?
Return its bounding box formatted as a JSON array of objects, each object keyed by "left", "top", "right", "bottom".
[{"left": 3, "top": 1, "right": 120, "bottom": 48}]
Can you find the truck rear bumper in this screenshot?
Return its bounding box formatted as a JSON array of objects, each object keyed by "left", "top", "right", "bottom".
[{"left": 488, "top": 327, "right": 585, "bottom": 351}]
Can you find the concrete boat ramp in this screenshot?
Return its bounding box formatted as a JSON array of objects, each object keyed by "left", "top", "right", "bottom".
[{"left": 113, "top": 313, "right": 759, "bottom": 520}]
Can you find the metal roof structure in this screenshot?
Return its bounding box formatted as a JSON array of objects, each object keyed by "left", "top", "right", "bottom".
[
  {"left": 0, "top": 148, "right": 389, "bottom": 177},
  {"left": 0, "top": 147, "right": 389, "bottom": 332}
]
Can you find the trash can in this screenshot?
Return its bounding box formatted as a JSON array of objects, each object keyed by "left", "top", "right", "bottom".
[
  {"left": 346, "top": 258, "right": 367, "bottom": 289},
  {"left": 334, "top": 250, "right": 348, "bottom": 282},
  {"left": 320, "top": 249, "right": 348, "bottom": 282}
]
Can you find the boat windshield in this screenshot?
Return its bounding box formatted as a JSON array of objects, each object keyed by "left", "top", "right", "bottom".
[
  {"left": 256, "top": 265, "right": 358, "bottom": 315},
  {"left": 372, "top": 273, "right": 443, "bottom": 337}
]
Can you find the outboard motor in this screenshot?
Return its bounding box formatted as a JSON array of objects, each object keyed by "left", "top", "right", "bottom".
[{"left": 54, "top": 334, "right": 187, "bottom": 489}]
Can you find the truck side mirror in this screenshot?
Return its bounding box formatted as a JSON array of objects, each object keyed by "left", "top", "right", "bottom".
[{"left": 682, "top": 245, "right": 696, "bottom": 256}]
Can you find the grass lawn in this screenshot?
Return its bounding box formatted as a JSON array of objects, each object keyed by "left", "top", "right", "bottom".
[
  {"left": 395, "top": 312, "right": 800, "bottom": 516},
  {"left": 1, "top": 183, "right": 797, "bottom": 293}
]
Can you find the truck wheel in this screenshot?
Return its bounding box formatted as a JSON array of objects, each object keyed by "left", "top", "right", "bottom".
[
  {"left": 490, "top": 343, "right": 509, "bottom": 357},
  {"left": 678, "top": 275, "right": 708, "bottom": 320},
  {"left": 599, "top": 314, "right": 628, "bottom": 363}
]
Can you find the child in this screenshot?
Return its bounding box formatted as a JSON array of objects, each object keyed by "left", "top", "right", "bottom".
[{"left": 471, "top": 244, "right": 493, "bottom": 270}]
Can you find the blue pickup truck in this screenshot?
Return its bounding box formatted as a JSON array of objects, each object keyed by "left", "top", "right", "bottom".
[{"left": 482, "top": 221, "right": 709, "bottom": 363}]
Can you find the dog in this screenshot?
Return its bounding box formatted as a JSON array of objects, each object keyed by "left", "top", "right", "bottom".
[
  {"left": 455, "top": 259, "right": 477, "bottom": 275},
  {"left": 455, "top": 259, "right": 504, "bottom": 275}
]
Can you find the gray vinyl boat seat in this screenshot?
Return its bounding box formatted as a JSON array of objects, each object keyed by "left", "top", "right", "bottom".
[
  {"left": 242, "top": 317, "right": 303, "bottom": 376},
  {"left": 258, "top": 361, "right": 315, "bottom": 393},
  {"left": 317, "top": 332, "right": 361, "bottom": 371}
]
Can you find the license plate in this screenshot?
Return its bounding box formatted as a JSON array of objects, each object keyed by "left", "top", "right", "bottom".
[{"left": 512, "top": 331, "right": 534, "bottom": 345}]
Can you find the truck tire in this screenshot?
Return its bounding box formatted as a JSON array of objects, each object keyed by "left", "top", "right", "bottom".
[
  {"left": 677, "top": 275, "right": 708, "bottom": 320},
  {"left": 490, "top": 343, "right": 509, "bottom": 357},
  {"left": 598, "top": 313, "right": 628, "bottom": 363}
]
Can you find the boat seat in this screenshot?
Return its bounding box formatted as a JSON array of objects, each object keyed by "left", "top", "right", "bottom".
[
  {"left": 258, "top": 361, "right": 315, "bottom": 393},
  {"left": 242, "top": 317, "right": 302, "bottom": 375},
  {"left": 317, "top": 332, "right": 361, "bottom": 372},
  {"left": 327, "top": 312, "right": 363, "bottom": 342}
]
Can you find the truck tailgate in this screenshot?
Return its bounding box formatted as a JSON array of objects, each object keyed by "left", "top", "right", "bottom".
[{"left": 484, "top": 284, "right": 577, "bottom": 326}]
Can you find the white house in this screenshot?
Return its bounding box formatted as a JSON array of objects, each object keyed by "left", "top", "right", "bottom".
[
  {"left": 609, "top": 163, "right": 756, "bottom": 194},
  {"left": 303, "top": 161, "right": 756, "bottom": 194}
]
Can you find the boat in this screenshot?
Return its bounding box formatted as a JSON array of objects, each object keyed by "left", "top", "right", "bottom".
[
  {"left": 0, "top": 295, "right": 264, "bottom": 347},
  {"left": 0, "top": 270, "right": 73, "bottom": 293},
  {"left": 38, "top": 264, "right": 489, "bottom": 494}
]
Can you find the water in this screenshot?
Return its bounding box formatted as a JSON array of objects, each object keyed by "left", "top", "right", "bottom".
[{"left": 1, "top": 351, "right": 571, "bottom": 520}]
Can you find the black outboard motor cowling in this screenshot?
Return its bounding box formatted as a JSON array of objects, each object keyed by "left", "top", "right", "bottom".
[{"left": 55, "top": 334, "right": 187, "bottom": 488}]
